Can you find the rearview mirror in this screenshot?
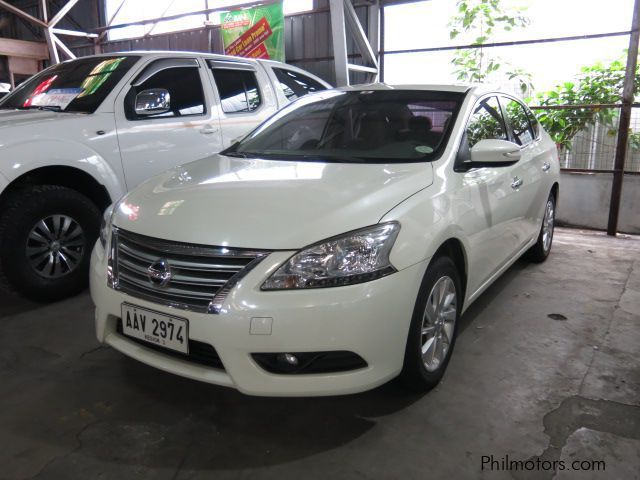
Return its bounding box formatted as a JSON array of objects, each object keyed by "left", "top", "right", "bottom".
[
  {"left": 470, "top": 139, "right": 522, "bottom": 164},
  {"left": 135, "top": 89, "right": 171, "bottom": 116}
]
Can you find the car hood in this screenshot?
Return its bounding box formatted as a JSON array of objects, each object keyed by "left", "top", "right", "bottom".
[
  {"left": 0, "top": 109, "right": 85, "bottom": 130},
  {"left": 113, "top": 154, "right": 433, "bottom": 250}
]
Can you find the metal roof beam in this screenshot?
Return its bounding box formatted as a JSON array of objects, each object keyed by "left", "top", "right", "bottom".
[
  {"left": 0, "top": 0, "right": 48, "bottom": 28},
  {"left": 330, "top": 0, "right": 379, "bottom": 85}
]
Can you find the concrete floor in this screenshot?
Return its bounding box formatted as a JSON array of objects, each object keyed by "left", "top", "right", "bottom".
[{"left": 0, "top": 227, "right": 638, "bottom": 480}]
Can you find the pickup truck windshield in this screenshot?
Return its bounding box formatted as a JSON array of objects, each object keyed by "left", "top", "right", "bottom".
[
  {"left": 0, "top": 56, "right": 139, "bottom": 113},
  {"left": 231, "top": 90, "right": 464, "bottom": 163}
]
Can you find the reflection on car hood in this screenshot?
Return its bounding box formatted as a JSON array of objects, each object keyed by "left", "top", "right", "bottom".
[
  {"left": 0, "top": 109, "right": 78, "bottom": 129},
  {"left": 113, "top": 154, "right": 434, "bottom": 249}
]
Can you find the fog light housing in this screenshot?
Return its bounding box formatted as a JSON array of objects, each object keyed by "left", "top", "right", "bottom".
[
  {"left": 278, "top": 353, "right": 299, "bottom": 366},
  {"left": 252, "top": 351, "right": 368, "bottom": 374}
]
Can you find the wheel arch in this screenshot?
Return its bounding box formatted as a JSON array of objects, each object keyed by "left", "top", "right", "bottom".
[
  {"left": 0, "top": 166, "right": 112, "bottom": 212},
  {"left": 551, "top": 181, "right": 559, "bottom": 202},
  {"left": 430, "top": 237, "right": 468, "bottom": 310}
]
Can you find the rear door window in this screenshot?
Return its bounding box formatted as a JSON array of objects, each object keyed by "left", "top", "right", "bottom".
[
  {"left": 523, "top": 104, "right": 541, "bottom": 139},
  {"left": 502, "top": 97, "right": 535, "bottom": 146},
  {"left": 273, "top": 68, "right": 326, "bottom": 100},
  {"left": 211, "top": 69, "right": 262, "bottom": 113}
]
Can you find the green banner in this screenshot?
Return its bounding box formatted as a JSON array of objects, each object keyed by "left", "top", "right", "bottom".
[{"left": 220, "top": 2, "right": 285, "bottom": 62}]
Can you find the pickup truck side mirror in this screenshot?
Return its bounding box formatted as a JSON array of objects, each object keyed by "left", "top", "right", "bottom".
[
  {"left": 470, "top": 139, "right": 522, "bottom": 165},
  {"left": 135, "top": 89, "right": 171, "bottom": 116}
]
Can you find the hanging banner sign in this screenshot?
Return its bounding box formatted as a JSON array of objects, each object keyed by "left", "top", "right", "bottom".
[{"left": 220, "top": 1, "right": 285, "bottom": 62}]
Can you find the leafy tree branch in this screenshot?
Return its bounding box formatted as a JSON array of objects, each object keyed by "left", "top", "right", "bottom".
[
  {"left": 448, "top": 0, "right": 532, "bottom": 93},
  {"left": 531, "top": 56, "right": 640, "bottom": 149}
]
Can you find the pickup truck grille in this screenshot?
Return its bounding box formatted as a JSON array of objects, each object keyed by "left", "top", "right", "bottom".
[{"left": 109, "top": 228, "right": 269, "bottom": 313}]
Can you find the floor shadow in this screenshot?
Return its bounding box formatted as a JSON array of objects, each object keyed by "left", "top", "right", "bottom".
[
  {"left": 111, "top": 357, "right": 423, "bottom": 470},
  {"left": 1, "top": 334, "right": 424, "bottom": 478},
  {"left": 0, "top": 290, "right": 44, "bottom": 319},
  {"left": 457, "top": 258, "right": 529, "bottom": 335}
]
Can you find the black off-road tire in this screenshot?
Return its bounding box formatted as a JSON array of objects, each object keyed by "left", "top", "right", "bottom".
[{"left": 0, "top": 185, "right": 100, "bottom": 302}]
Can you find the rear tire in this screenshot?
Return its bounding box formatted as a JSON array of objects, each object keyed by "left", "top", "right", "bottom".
[
  {"left": 0, "top": 185, "right": 100, "bottom": 302},
  {"left": 526, "top": 192, "right": 556, "bottom": 263},
  {"left": 399, "top": 256, "right": 461, "bottom": 392}
]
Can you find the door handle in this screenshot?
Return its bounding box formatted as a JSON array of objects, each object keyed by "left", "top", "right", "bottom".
[
  {"left": 200, "top": 125, "right": 218, "bottom": 135},
  {"left": 542, "top": 162, "right": 551, "bottom": 172},
  {"left": 511, "top": 177, "right": 523, "bottom": 189}
]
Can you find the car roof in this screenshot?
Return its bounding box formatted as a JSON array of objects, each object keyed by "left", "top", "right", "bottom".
[
  {"left": 337, "top": 83, "right": 511, "bottom": 98},
  {"left": 339, "top": 83, "right": 471, "bottom": 93},
  {"left": 71, "top": 50, "right": 289, "bottom": 66}
]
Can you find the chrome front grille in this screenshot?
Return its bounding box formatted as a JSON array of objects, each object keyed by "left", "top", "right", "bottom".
[{"left": 109, "top": 228, "right": 269, "bottom": 313}]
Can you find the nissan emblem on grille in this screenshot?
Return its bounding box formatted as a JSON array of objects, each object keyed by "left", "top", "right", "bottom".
[{"left": 147, "top": 259, "right": 172, "bottom": 287}]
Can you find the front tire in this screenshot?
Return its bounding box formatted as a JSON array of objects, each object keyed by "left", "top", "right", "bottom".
[
  {"left": 0, "top": 185, "right": 100, "bottom": 302},
  {"left": 526, "top": 192, "right": 556, "bottom": 263},
  {"left": 399, "top": 256, "right": 461, "bottom": 392}
]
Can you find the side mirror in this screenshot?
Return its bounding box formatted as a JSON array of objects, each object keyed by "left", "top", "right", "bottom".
[
  {"left": 135, "top": 89, "right": 171, "bottom": 116},
  {"left": 470, "top": 139, "right": 522, "bottom": 164}
]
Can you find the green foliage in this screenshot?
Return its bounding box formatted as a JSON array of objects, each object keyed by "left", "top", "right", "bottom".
[
  {"left": 531, "top": 57, "right": 640, "bottom": 149},
  {"left": 466, "top": 98, "right": 506, "bottom": 147},
  {"left": 629, "top": 131, "right": 640, "bottom": 151},
  {"left": 448, "top": 0, "right": 532, "bottom": 93}
]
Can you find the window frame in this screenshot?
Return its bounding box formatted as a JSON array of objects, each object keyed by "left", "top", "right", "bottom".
[
  {"left": 455, "top": 93, "right": 510, "bottom": 172},
  {"left": 499, "top": 94, "right": 536, "bottom": 147},
  {"left": 124, "top": 57, "right": 207, "bottom": 121},
  {"left": 209, "top": 65, "right": 264, "bottom": 115},
  {"left": 523, "top": 103, "right": 541, "bottom": 141}
]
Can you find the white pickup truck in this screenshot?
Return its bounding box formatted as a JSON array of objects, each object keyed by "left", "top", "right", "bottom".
[{"left": 0, "top": 51, "right": 330, "bottom": 301}]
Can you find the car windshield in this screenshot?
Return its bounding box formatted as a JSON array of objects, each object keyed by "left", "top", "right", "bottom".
[
  {"left": 0, "top": 56, "right": 139, "bottom": 113},
  {"left": 230, "top": 89, "right": 464, "bottom": 163}
]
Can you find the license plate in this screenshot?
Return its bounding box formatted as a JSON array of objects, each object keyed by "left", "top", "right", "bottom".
[{"left": 121, "top": 303, "right": 189, "bottom": 354}]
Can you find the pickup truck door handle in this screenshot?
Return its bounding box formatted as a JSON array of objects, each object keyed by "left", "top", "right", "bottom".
[
  {"left": 542, "top": 162, "right": 551, "bottom": 172},
  {"left": 511, "top": 177, "right": 523, "bottom": 189},
  {"left": 200, "top": 125, "right": 218, "bottom": 135}
]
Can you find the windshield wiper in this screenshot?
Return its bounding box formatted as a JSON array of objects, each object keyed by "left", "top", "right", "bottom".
[
  {"left": 17, "top": 105, "right": 64, "bottom": 112},
  {"left": 223, "top": 152, "right": 252, "bottom": 159},
  {"left": 235, "top": 152, "right": 367, "bottom": 163}
]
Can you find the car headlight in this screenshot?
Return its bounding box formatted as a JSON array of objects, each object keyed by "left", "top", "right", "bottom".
[
  {"left": 261, "top": 222, "right": 400, "bottom": 290},
  {"left": 99, "top": 204, "right": 115, "bottom": 249}
]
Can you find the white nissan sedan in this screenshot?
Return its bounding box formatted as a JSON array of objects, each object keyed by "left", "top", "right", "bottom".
[{"left": 90, "top": 84, "right": 559, "bottom": 396}]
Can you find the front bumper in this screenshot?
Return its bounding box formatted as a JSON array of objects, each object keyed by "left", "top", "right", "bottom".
[{"left": 90, "top": 242, "right": 428, "bottom": 396}]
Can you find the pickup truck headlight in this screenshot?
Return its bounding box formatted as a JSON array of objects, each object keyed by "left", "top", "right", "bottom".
[
  {"left": 261, "top": 222, "right": 400, "bottom": 290},
  {"left": 99, "top": 204, "right": 115, "bottom": 249}
]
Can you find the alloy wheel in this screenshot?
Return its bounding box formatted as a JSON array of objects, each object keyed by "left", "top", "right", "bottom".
[
  {"left": 26, "top": 214, "right": 85, "bottom": 278},
  {"left": 542, "top": 199, "right": 555, "bottom": 253},
  {"left": 421, "top": 276, "right": 457, "bottom": 372}
]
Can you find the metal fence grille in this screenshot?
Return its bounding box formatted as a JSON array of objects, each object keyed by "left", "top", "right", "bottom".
[{"left": 530, "top": 105, "right": 640, "bottom": 173}]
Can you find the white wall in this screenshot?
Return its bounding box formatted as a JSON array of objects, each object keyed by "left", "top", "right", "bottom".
[{"left": 556, "top": 172, "right": 640, "bottom": 234}]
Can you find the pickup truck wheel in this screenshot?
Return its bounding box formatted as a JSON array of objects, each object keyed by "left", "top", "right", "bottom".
[
  {"left": 399, "top": 256, "right": 461, "bottom": 392},
  {"left": 526, "top": 192, "right": 556, "bottom": 263},
  {"left": 0, "top": 185, "right": 100, "bottom": 301}
]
